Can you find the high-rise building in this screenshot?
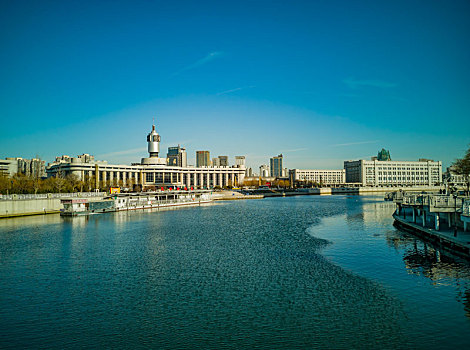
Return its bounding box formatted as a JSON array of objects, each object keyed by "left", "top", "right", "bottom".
[
  {"left": 212, "top": 157, "right": 221, "bottom": 167},
  {"left": 270, "top": 154, "right": 283, "bottom": 177},
  {"left": 16, "top": 158, "right": 46, "bottom": 178},
  {"left": 259, "top": 164, "right": 270, "bottom": 178},
  {"left": 235, "top": 156, "right": 246, "bottom": 168},
  {"left": 218, "top": 156, "right": 228, "bottom": 167},
  {"left": 167, "top": 145, "right": 187, "bottom": 167},
  {"left": 377, "top": 148, "right": 392, "bottom": 161},
  {"left": 0, "top": 157, "right": 46, "bottom": 178},
  {"left": 282, "top": 167, "right": 288, "bottom": 177},
  {"left": 196, "top": 151, "right": 211, "bottom": 167}
]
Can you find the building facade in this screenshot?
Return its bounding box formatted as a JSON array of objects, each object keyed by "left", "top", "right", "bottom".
[
  {"left": 377, "top": 148, "right": 392, "bottom": 161},
  {"left": 218, "top": 156, "right": 228, "bottom": 167},
  {"left": 270, "top": 154, "right": 283, "bottom": 177},
  {"left": 17, "top": 158, "right": 46, "bottom": 178},
  {"left": 259, "top": 164, "right": 270, "bottom": 178},
  {"left": 0, "top": 157, "right": 46, "bottom": 178},
  {"left": 289, "top": 169, "right": 346, "bottom": 186},
  {"left": 47, "top": 125, "right": 246, "bottom": 190},
  {"left": 344, "top": 159, "right": 442, "bottom": 187},
  {"left": 196, "top": 151, "right": 211, "bottom": 167},
  {"left": 167, "top": 145, "right": 187, "bottom": 167},
  {"left": 0, "top": 159, "right": 18, "bottom": 176},
  {"left": 235, "top": 156, "right": 246, "bottom": 167}
]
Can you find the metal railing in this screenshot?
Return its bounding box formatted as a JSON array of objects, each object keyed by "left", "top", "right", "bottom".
[
  {"left": 117, "top": 196, "right": 210, "bottom": 209},
  {"left": 397, "top": 193, "right": 470, "bottom": 214},
  {"left": 0, "top": 192, "right": 106, "bottom": 201},
  {"left": 463, "top": 199, "right": 470, "bottom": 217},
  {"left": 429, "top": 195, "right": 468, "bottom": 210},
  {"left": 402, "top": 194, "right": 423, "bottom": 205}
]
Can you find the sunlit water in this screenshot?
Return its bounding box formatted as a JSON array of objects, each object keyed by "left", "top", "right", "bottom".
[{"left": 1, "top": 195, "right": 469, "bottom": 349}]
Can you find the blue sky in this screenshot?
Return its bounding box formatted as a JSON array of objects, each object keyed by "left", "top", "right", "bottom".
[{"left": 1, "top": 0, "right": 469, "bottom": 170}]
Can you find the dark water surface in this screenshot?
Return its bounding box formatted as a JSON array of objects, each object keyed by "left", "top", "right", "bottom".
[{"left": 1, "top": 195, "right": 469, "bottom": 349}]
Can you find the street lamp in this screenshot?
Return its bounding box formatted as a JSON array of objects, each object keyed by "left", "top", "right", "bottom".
[{"left": 453, "top": 193, "right": 458, "bottom": 237}]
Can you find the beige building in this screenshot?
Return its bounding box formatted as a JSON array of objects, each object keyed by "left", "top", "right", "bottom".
[
  {"left": 344, "top": 159, "right": 442, "bottom": 187},
  {"left": 289, "top": 169, "right": 346, "bottom": 185},
  {"left": 47, "top": 125, "right": 245, "bottom": 190}
]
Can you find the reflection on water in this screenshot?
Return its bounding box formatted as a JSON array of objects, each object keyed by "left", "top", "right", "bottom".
[
  {"left": 386, "top": 232, "right": 470, "bottom": 282},
  {"left": 309, "top": 195, "right": 470, "bottom": 347},
  {"left": 385, "top": 228, "right": 470, "bottom": 319},
  {"left": 0, "top": 213, "right": 62, "bottom": 230}
]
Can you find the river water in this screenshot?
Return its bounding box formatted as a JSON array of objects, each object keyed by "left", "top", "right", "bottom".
[{"left": 0, "top": 195, "right": 469, "bottom": 349}]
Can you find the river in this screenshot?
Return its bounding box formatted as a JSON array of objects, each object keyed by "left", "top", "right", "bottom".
[{"left": 1, "top": 195, "right": 469, "bottom": 349}]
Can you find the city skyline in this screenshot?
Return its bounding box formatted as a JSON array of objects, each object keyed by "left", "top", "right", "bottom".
[{"left": 1, "top": 0, "right": 469, "bottom": 170}]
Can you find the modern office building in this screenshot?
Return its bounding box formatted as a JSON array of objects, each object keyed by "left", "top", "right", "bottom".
[
  {"left": 270, "top": 154, "right": 283, "bottom": 177},
  {"left": 212, "top": 158, "right": 220, "bottom": 167},
  {"left": 289, "top": 169, "right": 346, "bottom": 186},
  {"left": 196, "top": 151, "right": 211, "bottom": 167},
  {"left": 17, "top": 158, "right": 46, "bottom": 178},
  {"left": 344, "top": 159, "right": 442, "bottom": 187},
  {"left": 0, "top": 157, "right": 46, "bottom": 178},
  {"left": 218, "top": 156, "right": 229, "bottom": 167},
  {"left": 47, "top": 124, "right": 246, "bottom": 190},
  {"left": 282, "top": 168, "right": 288, "bottom": 178},
  {"left": 235, "top": 156, "right": 246, "bottom": 168},
  {"left": 167, "top": 145, "right": 187, "bottom": 167},
  {"left": 259, "top": 164, "right": 270, "bottom": 178},
  {"left": 377, "top": 148, "right": 392, "bottom": 161}
]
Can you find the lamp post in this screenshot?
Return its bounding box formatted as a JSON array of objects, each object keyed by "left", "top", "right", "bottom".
[{"left": 453, "top": 193, "right": 458, "bottom": 237}]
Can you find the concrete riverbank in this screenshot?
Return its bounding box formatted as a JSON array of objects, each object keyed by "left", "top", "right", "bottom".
[
  {"left": 0, "top": 198, "right": 61, "bottom": 218},
  {"left": 0, "top": 192, "right": 106, "bottom": 218},
  {"left": 0, "top": 186, "right": 447, "bottom": 219}
]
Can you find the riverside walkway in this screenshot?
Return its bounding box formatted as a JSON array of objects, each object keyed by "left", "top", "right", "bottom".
[{"left": 391, "top": 192, "right": 470, "bottom": 260}]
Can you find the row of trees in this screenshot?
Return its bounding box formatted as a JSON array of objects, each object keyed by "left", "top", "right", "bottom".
[
  {"left": 0, "top": 173, "right": 87, "bottom": 194},
  {"left": 0, "top": 172, "right": 244, "bottom": 194},
  {"left": 0, "top": 173, "right": 135, "bottom": 194},
  {"left": 243, "top": 178, "right": 291, "bottom": 188}
]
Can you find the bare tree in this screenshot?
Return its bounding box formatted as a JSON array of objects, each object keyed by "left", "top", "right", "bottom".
[
  {"left": 53, "top": 168, "right": 66, "bottom": 193},
  {"left": 452, "top": 145, "right": 470, "bottom": 195}
]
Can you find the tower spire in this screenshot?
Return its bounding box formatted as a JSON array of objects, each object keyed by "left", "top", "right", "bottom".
[{"left": 147, "top": 123, "right": 160, "bottom": 157}]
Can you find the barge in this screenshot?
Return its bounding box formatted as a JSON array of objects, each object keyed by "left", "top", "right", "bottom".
[{"left": 61, "top": 190, "right": 213, "bottom": 216}]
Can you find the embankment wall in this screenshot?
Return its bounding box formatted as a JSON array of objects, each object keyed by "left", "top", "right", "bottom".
[{"left": 0, "top": 199, "right": 62, "bottom": 218}]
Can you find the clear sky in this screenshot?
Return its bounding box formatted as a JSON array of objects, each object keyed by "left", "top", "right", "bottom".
[{"left": 1, "top": 0, "right": 469, "bottom": 171}]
